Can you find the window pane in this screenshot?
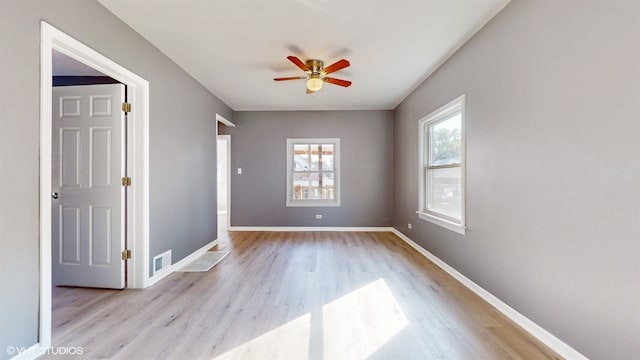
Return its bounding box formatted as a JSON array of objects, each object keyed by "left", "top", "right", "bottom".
[
  {"left": 294, "top": 145, "right": 309, "bottom": 171},
  {"left": 322, "top": 172, "right": 335, "bottom": 199},
  {"left": 427, "top": 167, "right": 462, "bottom": 221},
  {"left": 309, "top": 144, "right": 320, "bottom": 171},
  {"left": 293, "top": 173, "right": 309, "bottom": 199},
  {"left": 295, "top": 172, "right": 335, "bottom": 200},
  {"left": 309, "top": 172, "right": 320, "bottom": 199},
  {"left": 430, "top": 113, "right": 461, "bottom": 166},
  {"left": 321, "top": 144, "right": 334, "bottom": 171}
]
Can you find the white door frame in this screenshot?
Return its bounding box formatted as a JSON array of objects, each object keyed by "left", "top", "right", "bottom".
[
  {"left": 216, "top": 114, "right": 234, "bottom": 230},
  {"left": 39, "top": 22, "right": 150, "bottom": 348}
]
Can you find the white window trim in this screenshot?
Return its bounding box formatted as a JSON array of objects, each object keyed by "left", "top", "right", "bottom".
[
  {"left": 417, "top": 94, "right": 466, "bottom": 235},
  {"left": 286, "top": 138, "right": 341, "bottom": 207}
]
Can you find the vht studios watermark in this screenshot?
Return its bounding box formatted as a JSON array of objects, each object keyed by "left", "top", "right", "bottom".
[{"left": 6, "top": 345, "right": 84, "bottom": 356}]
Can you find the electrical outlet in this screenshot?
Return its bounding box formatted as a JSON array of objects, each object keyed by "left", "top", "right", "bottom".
[
  {"left": 408, "top": 223, "right": 412, "bottom": 229},
  {"left": 237, "top": 168, "right": 242, "bottom": 174},
  {"left": 315, "top": 214, "right": 323, "bottom": 220}
]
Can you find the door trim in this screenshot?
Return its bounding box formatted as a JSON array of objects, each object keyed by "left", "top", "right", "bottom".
[
  {"left": 216, "top": 113, "right": 235, "bottom": 128},
  {"left": 40, "top": 22, "right": 150, "bottom": 348}
]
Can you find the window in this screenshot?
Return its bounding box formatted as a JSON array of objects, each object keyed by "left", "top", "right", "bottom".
[
  {"left": 417, "top": 95, "right": 466, "bottom": 234},
  {"left": 286, "top": 138, "right": 340, "bottom": 207}
]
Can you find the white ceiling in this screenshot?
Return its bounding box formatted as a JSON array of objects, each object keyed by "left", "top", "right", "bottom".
[{"left": 98, "top": 0, "right": 509, "bottom": 111}]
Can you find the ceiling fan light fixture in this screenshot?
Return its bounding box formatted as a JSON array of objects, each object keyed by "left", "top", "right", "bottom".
[{"left": 306, "top": 77, "right": 323, "bottom": 92}]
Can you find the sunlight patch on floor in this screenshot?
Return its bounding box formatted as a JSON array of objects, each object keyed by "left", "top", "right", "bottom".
[
  {"left": 212, "top": 278, "right": 407, "bottom": 359},
  {"left": 322, "top": 278, "right": 409, "bottom": 359},
  {"left": 212, "top": 313, "right": 311, "bottom": 359}
]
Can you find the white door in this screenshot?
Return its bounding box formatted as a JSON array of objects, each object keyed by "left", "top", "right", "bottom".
[{"left": 52, "top": 84, "right": 126, "bottom": 289}]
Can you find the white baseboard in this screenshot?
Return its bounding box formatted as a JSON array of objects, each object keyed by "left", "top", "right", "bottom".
[
  {"left": 390, "top": 228, "right": 588, "bottom": 360},
  {"left": 9, "top": 343, "right": 42, "bottom": 360},
  {"left": 145, "top": 239, "right": 218, "bottom": 287},
  {"left": 228, "top": 226, "right": 394, "bottom": 232}
]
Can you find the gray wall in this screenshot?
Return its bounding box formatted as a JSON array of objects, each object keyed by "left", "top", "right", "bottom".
[
  {"left": 220, "top": 111, "right": 393, "bottom": 227},
  {"left": 393, "top": 0, "right": 640, "bottom": 358},
  {"left": 0, "top": 1, "right": 232, "bottom": 357}
]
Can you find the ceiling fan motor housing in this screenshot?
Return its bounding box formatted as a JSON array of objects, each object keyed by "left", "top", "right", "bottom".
[{"left": 306, "top": 59, "right": 325, "bottom": 75}]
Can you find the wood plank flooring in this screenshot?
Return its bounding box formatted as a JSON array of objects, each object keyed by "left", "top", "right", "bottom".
[{"left": 47, "top": 231, "right": 561, "bottom": 359}]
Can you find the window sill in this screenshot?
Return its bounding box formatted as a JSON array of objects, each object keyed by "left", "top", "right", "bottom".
[
  {"left": 287, "top": 201, "right": 341, "bottom": 207},
  {"left": 416, "top": 211, "right": 466, "bottom": 235}
]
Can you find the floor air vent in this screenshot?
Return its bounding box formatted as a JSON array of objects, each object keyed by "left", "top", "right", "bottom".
[{"left": 152, "top": 250, "right": 172, "bottom": 276}]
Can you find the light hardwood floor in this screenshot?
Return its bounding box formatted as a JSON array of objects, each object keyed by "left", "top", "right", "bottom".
[{"left": 48, "top": 231, "right": 561, "bottom": 359}]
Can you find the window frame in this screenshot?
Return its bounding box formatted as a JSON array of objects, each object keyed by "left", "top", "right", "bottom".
[
  {"left": 286, "top": 138, "right": 341, "bottom": 207},
  {"left": 417, "top": 94, "right": 466, "bottom": 234}
]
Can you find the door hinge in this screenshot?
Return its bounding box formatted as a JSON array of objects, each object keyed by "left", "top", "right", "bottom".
[
  {"left": 121, "top": 176, "right": 132, "bottom": 187},
  {"left": 121, "top": 249, "right": 131, "bottom": 260},
  {"left": 122, "top": 102, "right": 132, "bottom": 113}
]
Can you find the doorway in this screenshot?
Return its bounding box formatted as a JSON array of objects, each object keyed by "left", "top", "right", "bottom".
[
  {"left": 40, "top": 21, "right": 150, "bottom": 348},
  {"left": 217, "top": 135, "right": 231, "bottom": 232}
]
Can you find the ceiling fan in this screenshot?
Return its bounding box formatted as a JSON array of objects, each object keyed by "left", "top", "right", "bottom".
[{"left": 274, "top": 56, "right": 352, "bottom": 93}]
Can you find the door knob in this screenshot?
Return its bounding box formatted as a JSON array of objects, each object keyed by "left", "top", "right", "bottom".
[{"left": 52, "top": 192, "right": 59, "bottom": 199}]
